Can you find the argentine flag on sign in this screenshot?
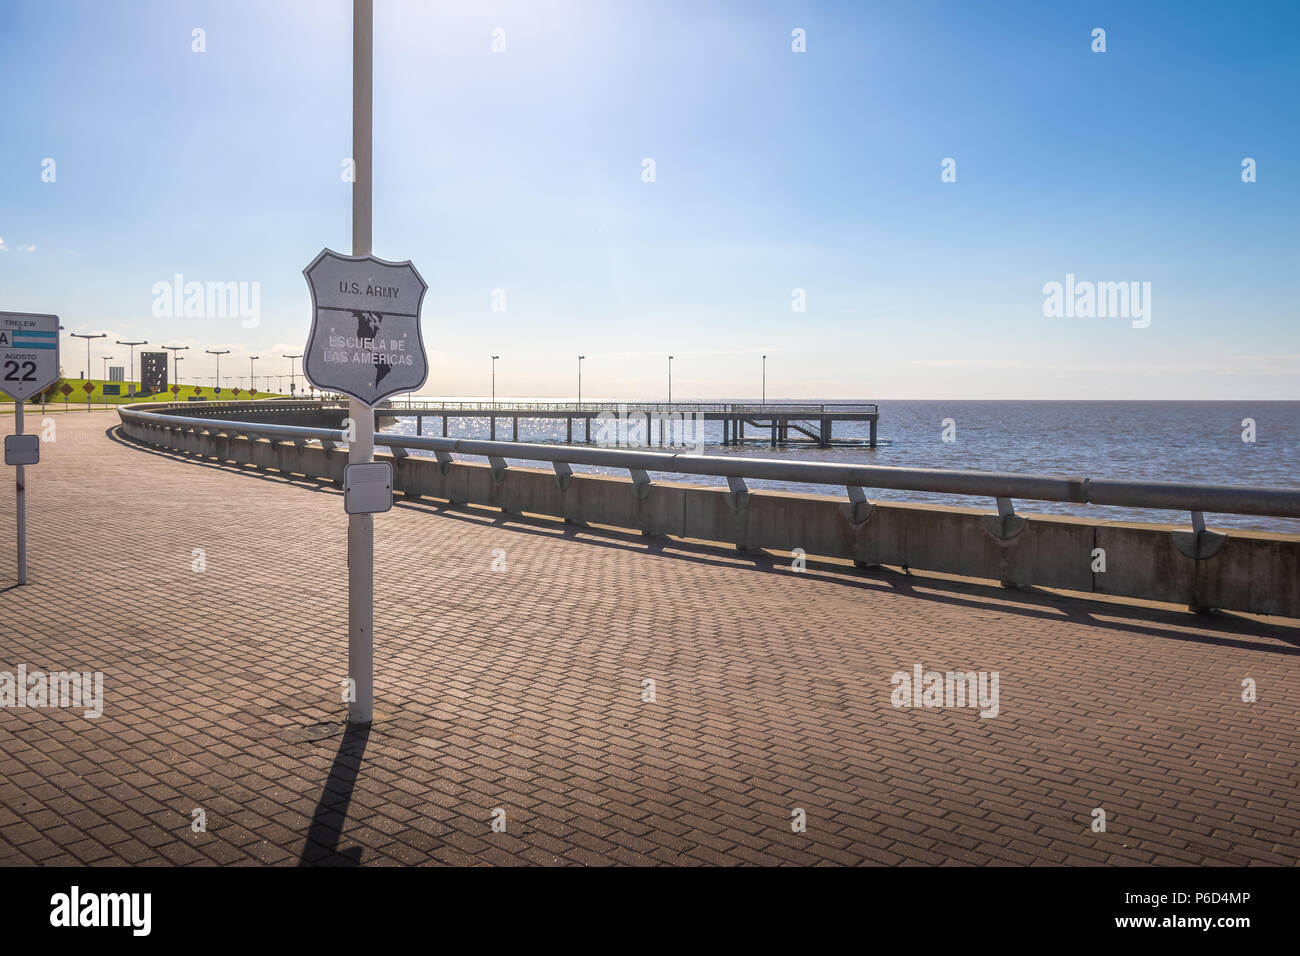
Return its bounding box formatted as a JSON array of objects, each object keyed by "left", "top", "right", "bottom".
[{"left": 13, "top": 329, "right": 56, "bottom": 349}]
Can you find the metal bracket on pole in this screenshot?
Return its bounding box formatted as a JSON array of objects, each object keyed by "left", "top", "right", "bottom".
[
  {"left": 725, "top": 475, "right": 750, "bottom": 511},
  {"left": 843, "top": 484, "right": 874, "bottom": 525},
  {"left": 489, "top": 455, "right": 508, "bottom": 482},
  {"left": 434, "top": 450, "right": 453, "bottom": 476},
  {"left": 319, "top": 438, "right": 338, "bottom": 453},
  {"left": 983, "top": 496, "right": 1026, "bottom": 541},
  {"left": 553, "top": 460, "right": 574, "bottom": 491},
  {"left": 388, "top": 445, "right": 409, "bottom": 458},
  {"left": 630, "top": 468, "right": 651, "bottom": 499},
  {"left": 1172, "top": 510, "right": 1227, "bottom": 559}
]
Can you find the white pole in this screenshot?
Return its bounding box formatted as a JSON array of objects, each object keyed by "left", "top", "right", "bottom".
[
  {"left": 348, "top": 0, "right": 375, "bottom": 726},
  {"left": 15, "top": 400, "right": 26, "bottom": 585}
]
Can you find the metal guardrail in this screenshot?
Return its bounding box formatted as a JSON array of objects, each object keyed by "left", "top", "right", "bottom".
[{"left": 117, "top": 402, "right": 1300, "bottom": 523}]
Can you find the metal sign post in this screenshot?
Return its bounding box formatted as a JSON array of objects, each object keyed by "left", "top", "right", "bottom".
[
  {"left": 299, "top": 0, "right": 429, "bottom": 726},
  {"left": 1, "top": 311, "right": 61, "bottom": 586},
  {"left": 351, "top": 0, "right": 374, "bottom": 728},
  {"left": 13, "top": 399, "right": 25, "bottom": 584}
]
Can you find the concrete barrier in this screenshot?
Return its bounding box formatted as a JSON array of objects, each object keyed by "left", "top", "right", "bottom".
[{"left": 119, "top": 416, "right": 1300, "bottom": 618}]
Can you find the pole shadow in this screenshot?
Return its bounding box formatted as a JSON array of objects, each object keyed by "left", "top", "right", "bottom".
[{"left": 298, "top": 722, "right": 371, "bottom": 867}]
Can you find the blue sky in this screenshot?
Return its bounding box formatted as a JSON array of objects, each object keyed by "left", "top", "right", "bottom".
[{"left": 1, "top": 0, "right": 1296, "bottom": 399}]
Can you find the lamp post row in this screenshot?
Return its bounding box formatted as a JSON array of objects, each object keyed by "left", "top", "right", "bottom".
[
  {"left": 484, "top": 353, "right": 768, "bottom": 407},
  {"left": 56, "top": 339, "right": 770, "bottom": 404}
]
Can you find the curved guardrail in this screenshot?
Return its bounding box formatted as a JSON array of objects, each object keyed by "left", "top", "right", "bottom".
[{"left": 117, "top": 402, "right": 1300, "bottom": 522}]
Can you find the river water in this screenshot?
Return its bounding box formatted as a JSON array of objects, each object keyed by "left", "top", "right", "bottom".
[{"left": 380, "top": 399, "right": 1300, "bottom": 533}]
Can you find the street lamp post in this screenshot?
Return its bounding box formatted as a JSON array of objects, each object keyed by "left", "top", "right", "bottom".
[
  {"left": 762, "top": 354, "right": 766, "bottom": 405},
  {"left": 205, "top": 349, "right": 230, "bottom": 393},
  {"left": 491, "top": 355, "right": 499, "bottom": 407},
  {"left": 282, "top": 354, "right": 302, "bottom": 396},
  {"left": 668, "top": 355, "right": 673, "bottom": 406},
  {"left": 577, "top": 355, "right": 585, "bottom": 407},
  {"left": 115, "top": 339, "right": 147, "bottom": 398},
  {"left": 70, "top": 332, "right": 106, "bottom": 410},
  {"left": 249, "top": 355, "right": 259, "bottom": 394},
  {"left": 100, "top": 356, "right": 114, "bottom": 386},
  {"left": 163, "top": 345, "right": 189, "bottom": 393}
]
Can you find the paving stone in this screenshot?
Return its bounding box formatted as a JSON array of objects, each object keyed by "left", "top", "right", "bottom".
[{"left": 0, "top": 410, "right": 1296, "bottom": 866}]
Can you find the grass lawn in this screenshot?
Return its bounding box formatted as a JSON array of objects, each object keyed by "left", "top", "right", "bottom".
[{"left": 3, "top": 378, "right": 289, "bottom": 413}]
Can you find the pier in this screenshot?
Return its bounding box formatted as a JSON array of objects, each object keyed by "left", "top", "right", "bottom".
[
  {"left": 1, "top": 406, "right": 1297, "bottom": 867},
  {"left": 375, "top": 401, "right": 881, "bottom": 447}
]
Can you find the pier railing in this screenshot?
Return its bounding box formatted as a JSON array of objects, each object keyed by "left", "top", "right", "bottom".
[
  {"left": 116, "top": 401, "right": 1300, "bottom": 617},
  {"left": 364, "top": 399, "right": 880, "bottom": 415}
]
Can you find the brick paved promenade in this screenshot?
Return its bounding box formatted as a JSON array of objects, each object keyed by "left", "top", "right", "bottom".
[{"left": 1, "top": 410, "right": 1297, "bottom": 865}]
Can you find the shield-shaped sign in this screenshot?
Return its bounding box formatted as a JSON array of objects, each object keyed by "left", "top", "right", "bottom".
[
  {"left": 0, "top": 312, "right": 61, "bottom": 402},
  {"left": 302, "top": 249, "right": 428, "bottom": 406}
]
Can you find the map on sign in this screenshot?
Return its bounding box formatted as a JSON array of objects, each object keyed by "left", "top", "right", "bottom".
[
  {"left": 0, "top": 312, "right": 60, "bottom": 402},
  {"left": 302, "top": 249, "right": 428, "bottom": 406}
]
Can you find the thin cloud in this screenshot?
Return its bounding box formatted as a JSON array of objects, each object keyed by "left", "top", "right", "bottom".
[{"left": 904, "top": 357, "right": 1297, "bottom": 375}]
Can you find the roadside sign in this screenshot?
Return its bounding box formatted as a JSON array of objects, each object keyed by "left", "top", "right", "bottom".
[
  {"left": 4, "top": 435, "right": 39, "bottom": 466},
  {"left": 0, "top": 312, "right": 60, "bottom": 401},
  {"left": 59, "top": 384, "right": 72, "bottom": 396},
  {"left": 343, "top": 461, "right": 393, "bottom": 515},
  {"left": 302, "top": 249, "right": 428, "bottom": 406},
  {"left": 170, "top": 384, "right": 180, "bottom": 395},
  {"left": 1, "top": 311, "right": 58, "bottom": 587}
]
